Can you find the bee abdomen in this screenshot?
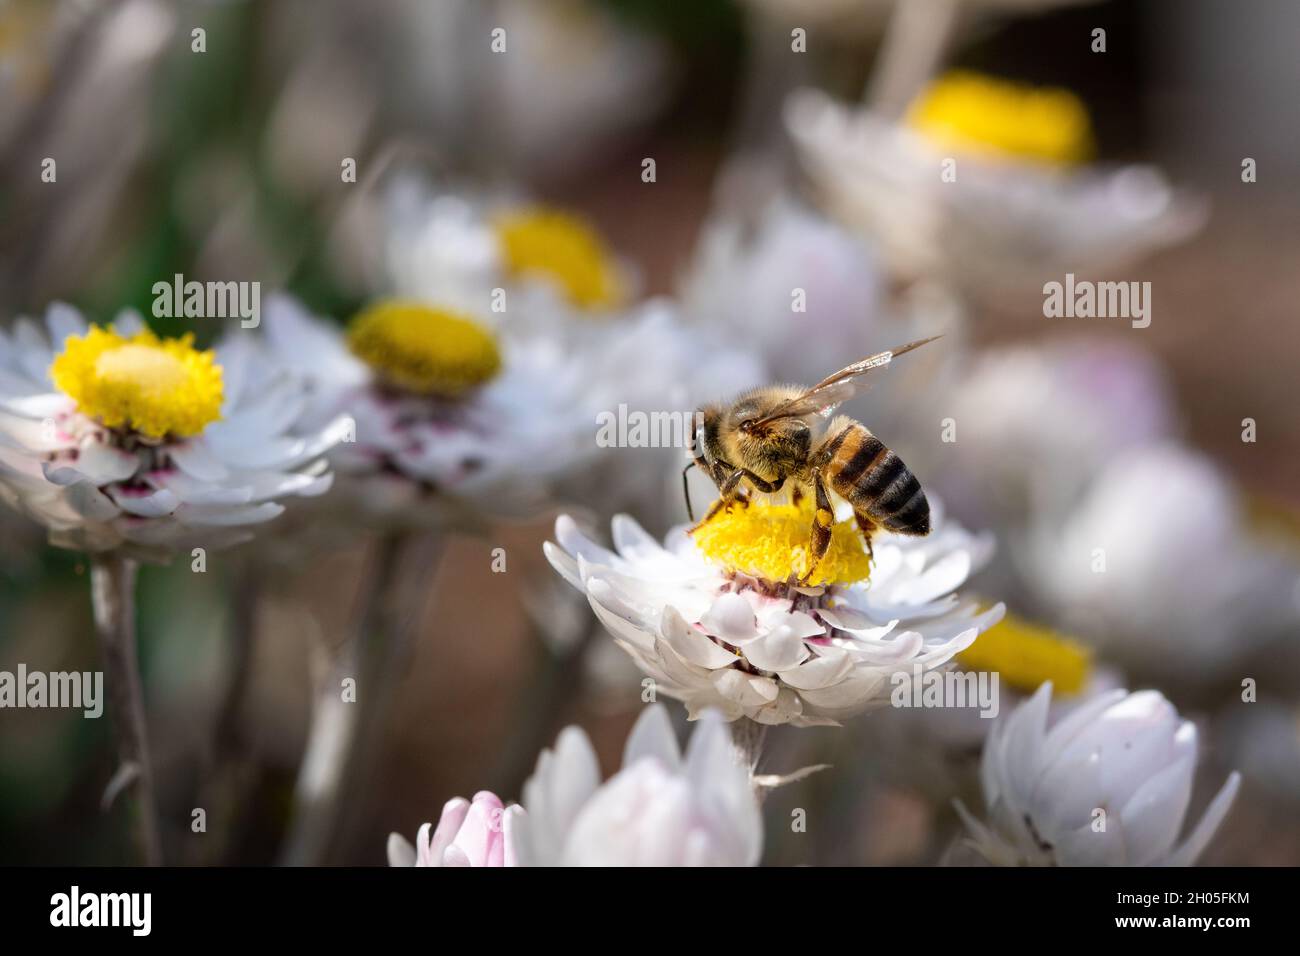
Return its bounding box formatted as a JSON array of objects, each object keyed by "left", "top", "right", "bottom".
[{"left": 826, "top": 424, "right": 930, "bottom": 536}]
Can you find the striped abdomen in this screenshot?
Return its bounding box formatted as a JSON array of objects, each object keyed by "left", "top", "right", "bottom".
[{"left": 820, "top": 423, "right": 930, "bottom": 536}]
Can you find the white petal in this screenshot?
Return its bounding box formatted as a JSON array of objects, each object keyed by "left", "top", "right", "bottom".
[{"left": 622, "top": 703, "right": 681, "bottom": 770}]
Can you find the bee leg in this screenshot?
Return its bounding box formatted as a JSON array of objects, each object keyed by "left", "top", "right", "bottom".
[
  {"left": 854, "top": 513, "right": 876, "bottom": 561},
  {"left": 797, "top": 472, "right": 834, "bottom": 586},
  {"left": 737, "top": 470, "right": 784, "bottom": 495},
  {"left": 688, "top": 470, "right": 747, "bottom": 532},
  {"left": 791, "top": 485, "right": 804, "bottom": 507}
]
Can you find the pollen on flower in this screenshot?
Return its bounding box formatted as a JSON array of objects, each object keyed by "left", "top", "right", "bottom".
[
  {"left": 49, "top": 326, "right": 223, "bottom": 439},
  {"left": 691, "top": 502, "right": 873, "bottom": 587},
  {"left": 957, "top": 614, "right": 1093, "bottom": 695},
  {"left": 907, "top": 70, "right": 1094, "bottom": 166},
  {"left": 347, "top": 300, "right": 502, "bottom": 398},
  {"left": 494, "top": 207, "right": 623, "bottom": 309}
]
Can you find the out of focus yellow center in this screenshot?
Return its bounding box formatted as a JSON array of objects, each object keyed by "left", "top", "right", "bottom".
[
  {"left": 692, "top": 502, "right": 872, "bottom": 587},
  {"left": 494, "top": 207, "right": 623, "bottom": 309},
  {"left": 957, "top": 614, "right": 1093, "bottom": 695},
  {"left": 347, "top": 300, "right": 501, "bottom": 398},
  {"left": 50, "top": 326, "right": 223, "bottom": 439},
  {"left": 907, "top": 71, "right": 1094, "bottom": 166}
]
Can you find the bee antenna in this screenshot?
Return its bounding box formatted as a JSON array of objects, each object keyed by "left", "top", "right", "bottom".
[{"left": 681, "top": 461, "right": 696, "bottom": 522}]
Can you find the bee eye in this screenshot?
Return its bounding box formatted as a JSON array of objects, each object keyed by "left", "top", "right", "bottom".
[{"left": 739, "top": 419, "right": 755, "bottom": 433}]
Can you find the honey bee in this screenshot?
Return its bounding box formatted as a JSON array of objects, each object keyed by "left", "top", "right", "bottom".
[{"left": 685, "top": 337, "right": 939, "bottom": 585}]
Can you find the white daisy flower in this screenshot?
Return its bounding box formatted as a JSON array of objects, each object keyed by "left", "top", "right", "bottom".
[
  {"left": 545, "top": 498, "right": 1004, "bottom": 727},
  {"left": 512, "top": 703, "right": 762, "bottom": 866},
  {"left": 957, "top": 683, "right": 1241, "bottom": 866},
  {"left": 387, "top": 791, "right": 522, "bottom": 868},
  {"left": 383, "top": 178, "right": 636, "bottom": 322},
  {"left": 1027, "top": 443, "right": 1300, "bottom": 680},
  {"left": 681, "top": 196, "right": 887, "bottom": 388},
  {"left": 0, "top": 303, "right": 344, "bottom": 559},
  {"left": 262, "top": 293, "right": 592, "bottom": 521},
  {"left": 927, "top": 338, "right": 1176, "bottom": 542},
  {"left": 786, "top": 74, "right": 1205, "bottom": 296}
]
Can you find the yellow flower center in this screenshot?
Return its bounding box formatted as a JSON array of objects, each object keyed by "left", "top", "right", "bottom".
[
  {"left": 906, "top": 70, "right": 1094, "bottom": 166},
  {"left": 957, "top": 614, "right": 1093, "bottom": 695},
  {"left": 49, "top": 326, "right": 223, "bottom": 439},
  {"left": 494, "top": 207, "right": 623, "bottom": 309},
  {"left": 692, "top": 502, "right": 872, "bottom": 588},
  {"left": 347, "top": 300, "right": 502, "bottom": 398}
]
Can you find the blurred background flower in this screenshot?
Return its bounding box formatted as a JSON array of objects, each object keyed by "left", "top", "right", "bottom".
[{"left": 1, "top": 0, "right": 1297, "bottom": 867}]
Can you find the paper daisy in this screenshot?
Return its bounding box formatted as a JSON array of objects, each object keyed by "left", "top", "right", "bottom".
[
  {"left": 545, "top": 498, "right": 1004, "bottom": 727},
  {"left": 383, "top": 179, "right": 633, "bottom": 321},
  {"left": 261, "top": 293, "right": 595, "bottom": 521},
  {"left": 387, "top": 791, "right": 522, "bottom": 868},
  {"left": 957, "top": 683, "right": 1241, "bottom": 866},
  {"left": 786, "top": 73, "right": 1205, "bottom": 295},
  {"left": 0, "top": 304, "right": 344, "bottom": 558},
  {"left": 512, "top": 704, "right": 763, "bottom": 866}
]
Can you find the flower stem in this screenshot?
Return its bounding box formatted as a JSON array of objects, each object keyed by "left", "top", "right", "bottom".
[
  {"left": 865, "top": 0, "right": 960, "bottom": 118},
  {"left": 279, "top": 531, "right": 440, "bottom": 865},
  {"left": 731, "top": 717, "right": 769, "bottom": 801},
  {"left": 90, "top": 553, "right": 162, "bottom": 866}
]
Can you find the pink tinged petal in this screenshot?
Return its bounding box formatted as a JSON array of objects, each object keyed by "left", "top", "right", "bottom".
[
  {"left": 169, "top": 439, "right": 230, "bottom": 482},
  {"left": 699, "top": 592, "right": 760, "bottom": 643},
  {"left": 386, "top": 832, "right": 417, "bottom": 867},
  {"left": 441, "top": 845, "right": 472, "bottom": 867},
  {"left": 107, "top": 486, "right": 179, "bottom": 518},
  {"left": 452, "top": 792, "right": 507, "bottom": 867},
  {"left": 622, "top": 702, "right": 682, "bottom": 770},
  {"left": 1163, "top": 771, "right": 1241, "bottom": 867},
  {"left": 427, "top": 799, "right": 470, "bottom": 866},
  {"left": 661, "top": 606, "right": 739, "bottom": 670},
  {"left": 44, "top": 442, "right": 140, "bottom": 486}
]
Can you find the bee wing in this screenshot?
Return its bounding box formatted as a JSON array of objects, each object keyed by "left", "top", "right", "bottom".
[{"left": 752, "top": 337, "right": 941, "bottom": 424}]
